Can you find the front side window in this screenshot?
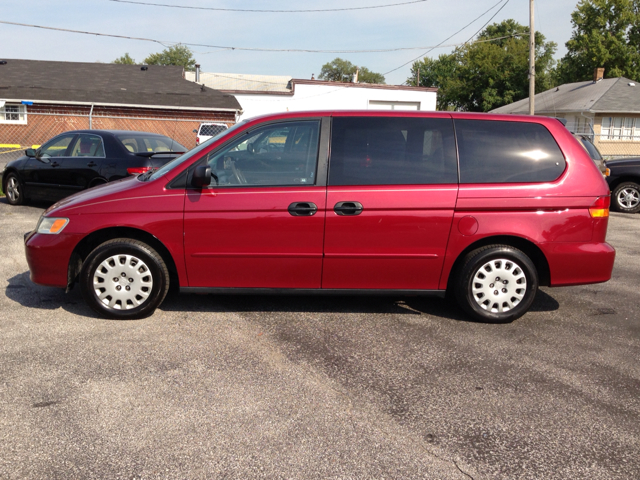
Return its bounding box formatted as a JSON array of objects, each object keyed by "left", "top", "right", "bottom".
[
  {"left": 329, "top": 116, "right": 457, "bottom": 186},
  {"left": 198, "top": 120, "right": 320, "bottom": 187},
  {"left": 39, "top": 134, "right": 75, "bottom": 158},
  {"left": 456, "top": 120, "right": 566, "bottom": 184},
  {"left": 0, "top": 104, "right": 27, "bottom": 124},
  {"left": 70, "top": 134, "right": 105, "bottom": 157}
]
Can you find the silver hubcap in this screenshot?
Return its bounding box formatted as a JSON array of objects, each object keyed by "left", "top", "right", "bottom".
[
  {"left": 472, "top": 258, "right": 527, "bottom": 313},
  {"left": 6, "top": 177, "right": 19, "bottom": 202},
  {"left": 617, "top": 187, "right": 640, "bottom": 209},
  {"left": 93, "top": 254, "right": 153, "bottom": 310}
]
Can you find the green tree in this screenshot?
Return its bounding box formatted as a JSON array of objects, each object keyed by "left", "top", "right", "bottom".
[
  {"left": 319, "top": 58, "right": 385, "bottom": 84},
  {"left": 408, "top": 19, "right": 556, "bottom": 112},
  {"left": 144, "top": 44, "right": 197, "bottom": 71},
  {"left": 558, "top": 0, "right": 640, "bottom": 83},
  {"left": 113, "top": 53, "right": 137, "bottom": 65}
]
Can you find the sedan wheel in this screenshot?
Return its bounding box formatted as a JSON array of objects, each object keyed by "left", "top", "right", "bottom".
[
  {"left": 612, "top": 182, "right": 640, "bottom": 213},
  {"left": 4, "top": 173, "right": 25, "bottom": 205}
]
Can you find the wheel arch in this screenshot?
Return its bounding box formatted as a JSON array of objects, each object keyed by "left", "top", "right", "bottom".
[
  {"left": 88, "top": 177, "right": 108, "bottom": 188},
  {"left": 445, "top": 235, "right": 551, "bottom": 293},
  {"left": 68, "top": 226, "right": 180, "bottom": 291},
  {"left": 607, "top": 175, "right": 640, "bottom": 192}
]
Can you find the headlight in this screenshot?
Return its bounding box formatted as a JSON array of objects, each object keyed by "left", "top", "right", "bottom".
[
  {"left": 37, "top": 217, "right": 69, "bottom": 234},
  {"left": 604, "top": 168, "right": 610, "bottom": 177}
]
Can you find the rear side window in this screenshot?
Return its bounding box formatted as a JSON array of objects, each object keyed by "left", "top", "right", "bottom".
[
  {"left": 329, "top": 117, "right": 457, "bottom": 185},
  {"left": 456, "top": 120, "right": 566, "bottom": 184}
]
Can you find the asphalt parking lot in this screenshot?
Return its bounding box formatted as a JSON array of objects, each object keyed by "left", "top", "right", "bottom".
[{"left": 1, "top": 198, "right": 639, "bottom": 480}]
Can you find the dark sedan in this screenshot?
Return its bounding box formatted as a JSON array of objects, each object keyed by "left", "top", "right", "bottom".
[
  {"left": 2, "top": 130, "right": 186, "bottom": 205},
  {"left": 605, "top": 156, "right": 640, "bottom": 213}
]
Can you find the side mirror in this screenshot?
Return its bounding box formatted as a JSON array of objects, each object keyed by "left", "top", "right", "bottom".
[
  {"left": 191, "top": 165, "right": 211, "bottom": 188},
  {"left": 193, "top": 129, "right": 198, "bottom": 133},
  {"left": 25, "top": 148, "right": 36, "bottom": 158}
]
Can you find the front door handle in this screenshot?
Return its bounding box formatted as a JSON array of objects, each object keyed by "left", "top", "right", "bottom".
[
  {"left": 87, "top": 161, "right": 98, "bottom": 167},
  {"left": 50, "top": 162, "right": 60, "bottom": 168},
  {"left": 288, "top": 202, "right": 318, "bottom": 216},
  {"left": 334, "top": 201, "right": 363, "bottom": 216}
]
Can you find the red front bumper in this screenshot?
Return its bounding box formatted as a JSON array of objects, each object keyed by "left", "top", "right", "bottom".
[{"left": 25, "top": 231, "right": 82, "bottom": 288}]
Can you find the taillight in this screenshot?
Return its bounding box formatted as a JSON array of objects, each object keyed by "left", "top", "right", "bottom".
[
  {"left": 127, "top": 167, "right": 152, "bottom": 176},
  {"left": 196, "top": 137, "right": 200, "bottom": 145},
  {"left": 589, "top": 195, "right": 610, "bottom": 218}
]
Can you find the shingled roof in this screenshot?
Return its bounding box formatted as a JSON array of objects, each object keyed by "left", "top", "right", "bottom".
[
  {"left": 0, "top": 59, "right": 241, "bottom": 111},
  {"left": 490, "top": 77, "right": 640, "bottom": 115}
]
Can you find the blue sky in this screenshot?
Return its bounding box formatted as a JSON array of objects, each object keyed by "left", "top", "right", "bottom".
[{"left": 1, "top": 0, "right": 579, "bottom": 85}]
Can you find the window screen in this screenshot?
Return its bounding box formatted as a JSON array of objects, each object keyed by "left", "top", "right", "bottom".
[
  {"left": 455, "top": 120, "right": 566, "bottom": 184},
  {"left": 329, "top": 117, "right": 457, "bottom": 185}
]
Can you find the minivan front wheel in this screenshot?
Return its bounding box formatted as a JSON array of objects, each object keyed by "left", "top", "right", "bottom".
[
  {"left": 80, "top": 238, "right": 169, "bottom": 320},
  {"left": 455, "top": 245, "right": 538, "bottom": 323}
]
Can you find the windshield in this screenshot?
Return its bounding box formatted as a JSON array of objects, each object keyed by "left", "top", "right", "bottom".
[
  {"left": 149, "top": 120, "right": 247, "bottom": 181},
  {"left": 579, "top": 137, "right": 603, "bottom": 161}
]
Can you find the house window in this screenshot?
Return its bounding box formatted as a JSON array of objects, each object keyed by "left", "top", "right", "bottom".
[
  {"left": 0, "top": 104, "right": 27, "bottom": 124},
  {"left": 601, "top": 117, "right": 640, "bottom": 141}
]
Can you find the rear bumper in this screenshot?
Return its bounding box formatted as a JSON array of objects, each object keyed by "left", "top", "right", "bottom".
[
  {"left": 25, "top": 232, "right": 81, "bottom": 288},
  {"left": 542, "top": 241, "right": 616, "bottom": 286}
]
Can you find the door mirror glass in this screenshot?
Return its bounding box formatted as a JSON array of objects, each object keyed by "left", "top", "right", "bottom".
[
  {"left": 25, "top": 148, "right": 36, "bottom": 158},
  {"left": 192, "top": 165, "right": 211, "bottom": 188}
]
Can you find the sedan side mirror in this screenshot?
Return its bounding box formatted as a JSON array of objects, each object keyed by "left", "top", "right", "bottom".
[
  {"left": 191, "top": 165, "right": 211, "bottom": 188},
  {"left": 25, "top": 148, "right": 36, "bottom": 157}
]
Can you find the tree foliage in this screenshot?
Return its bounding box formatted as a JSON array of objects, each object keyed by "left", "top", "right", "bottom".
[
  {"left": 558, "top": 0, "right": 640, "bottom": 83},
  {"left": 319, "top": 58, "right": 385, "bottom": 84},
  {"left": 144, "top": 44, "right": 197, "bottom": 71},
  {"left": 407, "top": 20, "right": 557, "bottom": 112},
  {"left": 113, "top": 53, "right": 137, "bottom": 65}
]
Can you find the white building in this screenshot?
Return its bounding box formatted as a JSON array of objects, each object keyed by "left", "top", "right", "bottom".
[{"left": 185, "top": 71, "right": 438, "bottom": 121}]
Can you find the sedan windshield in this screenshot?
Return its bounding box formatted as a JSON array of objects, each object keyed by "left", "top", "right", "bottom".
[{"left": 149, "top": 120, "right": 247, "bottom": 181}]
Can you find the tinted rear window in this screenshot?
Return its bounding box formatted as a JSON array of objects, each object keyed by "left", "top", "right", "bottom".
[
  {"left": 455, "top": 120, "right": 566, "bottom": 184},
  {"left": 329, "top": 117, "right": 457, "bottom": 185}
]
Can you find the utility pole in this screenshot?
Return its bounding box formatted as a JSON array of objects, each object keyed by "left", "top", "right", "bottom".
[{"left": 529, "top": 0, "right": 535, "bottom": 115}]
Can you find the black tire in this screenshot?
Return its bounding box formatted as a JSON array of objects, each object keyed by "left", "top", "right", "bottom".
[
  {"left": 80, "top": 238, "right": 170, "bottom": 320},
  {"left": 454, "top": 245, "right": 538, "bottom": 323},
  {"left": 4, "top": 172, "right": 26, "bottom": 205},
  {"left": 612, "top": 181, "right": 640, "bottom": 214}
]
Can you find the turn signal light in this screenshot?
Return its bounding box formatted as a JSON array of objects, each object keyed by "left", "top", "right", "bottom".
[
  {"left": 126, "top": 167, "right": 152, "bottom": 175},
  {"left": 589, "top": 196, "right": 610, "bottom": 218},
  {"left": 37, "top": 217, "right": 69, "bottom": 235}
]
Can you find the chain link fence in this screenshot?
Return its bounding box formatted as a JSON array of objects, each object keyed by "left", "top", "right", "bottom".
[
  {"left": 590, "top": 133, "right": 640, "bottom": 160},
  {"left": 1, "top": 105, "right": 235, "bottom": 170}
]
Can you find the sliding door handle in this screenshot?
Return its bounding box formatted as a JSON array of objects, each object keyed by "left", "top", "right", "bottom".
[{"left": 334, "top": 201, "right": 363, "bottom": 216}]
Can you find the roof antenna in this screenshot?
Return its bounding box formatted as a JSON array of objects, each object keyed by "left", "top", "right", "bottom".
[{"left": 200, "top": 83, "right": 206, "bottom": 92}]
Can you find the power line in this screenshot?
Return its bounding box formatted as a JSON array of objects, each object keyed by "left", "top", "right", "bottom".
[
  {"left": 0, "top": 20, "right": 521, "bottom": 54},
  {"left": 382, "top": 0, "right": 510, "bottom": 76},
  {"left": 463, "top": 0, "right": 511, "bottom": 43},
  {"left": 108, "top": 0, "right": 430, "bottom": 13}
]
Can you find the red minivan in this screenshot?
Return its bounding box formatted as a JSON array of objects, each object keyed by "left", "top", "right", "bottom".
[{"left": 24, "top": 111, "right": 615, "bottom": 323}]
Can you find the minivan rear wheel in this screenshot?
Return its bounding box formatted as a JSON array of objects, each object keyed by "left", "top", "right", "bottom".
[
  {"left": 80, "top": 238, "right": 169, "bottom": 320},
  {"left": 455, "top": 245, "right": 538, "bottom": 323}
]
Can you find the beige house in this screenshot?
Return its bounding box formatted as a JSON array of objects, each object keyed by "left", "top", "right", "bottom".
[{"left": 491, "top": 69, "right": 640, "bottom": 158}]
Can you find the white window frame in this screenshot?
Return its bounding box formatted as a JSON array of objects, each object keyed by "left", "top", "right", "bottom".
[
  {"left": 601, "top": 116, "right": 639, "bottom": 141},
  {"left": 0, "top": 103, "right": 28, "bottom": 125}
]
